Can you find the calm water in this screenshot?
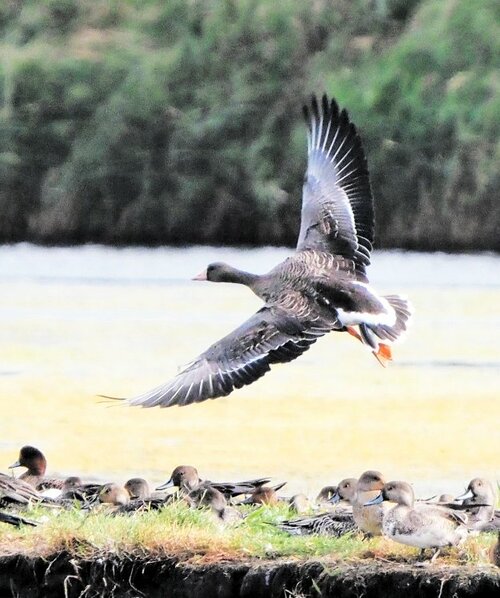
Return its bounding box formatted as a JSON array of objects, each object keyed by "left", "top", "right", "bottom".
[
  {"left": 1, "top": 244, "right": 499, "bottom": 496},
  {"left": 1, "top": 243, "right": 499, "bottom": 288}
]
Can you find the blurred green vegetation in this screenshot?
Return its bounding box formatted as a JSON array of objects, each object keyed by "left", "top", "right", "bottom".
[{"left": 0, "top": 0, "right": 498, "bottom": 249}]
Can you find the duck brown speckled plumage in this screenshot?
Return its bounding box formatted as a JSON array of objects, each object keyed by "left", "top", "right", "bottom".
[
  {"left": 0, "top": 472, "right": 43, "bottom": 507},
  {"left": 111, "top": 94, "right": 411, "bottom": 408},
  {"left": 278, "top": 478, "right": 358, "bottom": 537}
]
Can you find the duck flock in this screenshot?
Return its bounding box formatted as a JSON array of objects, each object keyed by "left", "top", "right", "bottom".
[{"left": 1, "top": 445, "right": 498, "bottom": 566}]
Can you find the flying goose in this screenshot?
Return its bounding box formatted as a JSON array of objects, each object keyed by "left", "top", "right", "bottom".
[{"left": 120, "top": 95, "right": 412, "bottom": 408}]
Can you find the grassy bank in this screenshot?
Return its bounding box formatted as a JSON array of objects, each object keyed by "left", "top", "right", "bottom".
[{"left": 0, "top": 501, "right": 496, "bottom": 566}]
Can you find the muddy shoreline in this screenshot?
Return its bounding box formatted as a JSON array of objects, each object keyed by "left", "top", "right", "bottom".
[{"left": 0, "top": 552, "right": 498, "bottom": 598}]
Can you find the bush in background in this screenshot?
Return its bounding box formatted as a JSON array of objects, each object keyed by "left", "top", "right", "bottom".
[{"left": 0, "top": 0, "right": 498, "bottom": 250}]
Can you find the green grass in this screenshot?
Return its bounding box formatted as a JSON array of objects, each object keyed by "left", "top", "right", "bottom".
[{"left": 0, "top": 501, "right": 496, "bottom": 566}]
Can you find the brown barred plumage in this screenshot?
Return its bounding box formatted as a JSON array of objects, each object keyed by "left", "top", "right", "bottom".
[{"left": 112, "top": 95, "right": 412, "bottom": 408}]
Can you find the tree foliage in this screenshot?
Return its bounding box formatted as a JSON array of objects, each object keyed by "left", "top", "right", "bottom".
[{"left": 0, "top": 0, "right": 498, "bottom": 249}]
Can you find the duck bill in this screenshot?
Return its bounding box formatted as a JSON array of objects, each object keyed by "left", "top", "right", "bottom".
[
  {"left": 192, "top": 270, "right": 207, "bottom": 281},
  {"left": 156, "top": 478, "right": 175, "bottom": 491},
  {"left": 455, "top": 488, "right": 473, "bottom": 501},
  {"left": 328, "top": 492, "right": 341, "bottom": 505},
  {"left": 8, "top": 460, "right": 21, "bottom": 469},
  {"left": 364, "top": 493, "right": 384, "bottom": 506}
]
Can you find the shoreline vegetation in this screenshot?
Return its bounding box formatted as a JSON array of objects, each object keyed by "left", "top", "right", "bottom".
[
  {"left": 0, "top": 504, "right": 498, "bottom": 598},
  {"left": 0, "top": 0, "right": 498, "bottom": 251},
  {"left": 0, "top": 502, "right": 496, "bottom": 564}
]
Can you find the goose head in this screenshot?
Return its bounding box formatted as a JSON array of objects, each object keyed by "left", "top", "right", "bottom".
[{"left": 193, "top": 262, "right": 258, "bottom": 286}]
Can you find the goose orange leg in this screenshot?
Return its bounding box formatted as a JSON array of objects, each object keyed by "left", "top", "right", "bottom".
[
  {"left": 373, "top": 343, "right": 392, "bottom": 367},
  {"left": 346, "top": 326, "right": 392, "bottom": 367},
  {"left": 346, "top": 326, "right": 363, "bottom": 342}
]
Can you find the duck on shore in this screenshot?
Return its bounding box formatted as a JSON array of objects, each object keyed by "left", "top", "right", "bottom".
[
  {"left": 60, "top": 476, "right": 103, "bottom": 505},
  {"left": 156, "top": 465, "right": 273, "bottom": 501},
  {"left": 352, "top": 471, "right": 389, "bottom": 536},
  {"left": 124, "top": 478, "right": 151, "bottom": 500},
  {"left": 0, "top": 472, "right": 44, "bottom": 507},
  {"left": 365, "top": 481, "right": 468, "bottom": 562},
  {"left": 240, "top": 482, "right": 288, "bottom": 507},
  {"left": 9, "top": 446, "right": 64, "bottom": 494},
  {"left": 278, "top": 478, "right": 358, "bottom": 537},
  {"left": 315, "top": 486, "right": 339, "bottom": 510},
  {"left": 455, "top": 478, "right": 498, "bottom": 532}
]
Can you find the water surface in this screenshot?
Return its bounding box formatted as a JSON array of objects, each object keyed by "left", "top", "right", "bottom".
[{"left": 0, "top": 244, "right": 498, "bottom": 496}]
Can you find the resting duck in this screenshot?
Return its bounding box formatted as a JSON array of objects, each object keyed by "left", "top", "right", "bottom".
[
  {"left": 60, "top": 476, "right": 103, "bottom": 504},
  {"left": 0, "top": 472, "right": 43, "bottom": 506},
  {"left": 99, "top": 483, "right": 130, "bottom": 507},
  {"left": 185, "top": 485, "right": 243, "bottom": 525},
  {"left": 316, "top": 485, "right": 338, "bottom": 507},
  {"left": 124, "top": 478, "right": 151, "bottom": 500},
  {"left": 9, "top": 446, "right": 64, "bottom": 493},
  {"left": 240, "top": 482, "right": 287, "bottom": 506},
  {"left": 118, "top": 94, "right": 412, "bottom": 408},
  {"left": 156, "top": 465, "right": 272, "bottom": 500},
  {"left": 366, "top": 481, "right": 468, "bottom": 562},
  {"left": 278, "top": 478, "right": 358, "bottom": 537},
  {"left": 99, "top": 480, "right": 172, "bottom": 512},
  {"left": 352, "top": 470, "right": 390, "bottom": 536},
  {"left": 455, "top": 478, "right": 498, "bottom": 531}
]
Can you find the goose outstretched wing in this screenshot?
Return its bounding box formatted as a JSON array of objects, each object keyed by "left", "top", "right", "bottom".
[
  {"left": 297, "top": 95, "right": 375, "bottom": 281},
  {"left": 125, "top": 305, "right": 333, "bottom": 408}
]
